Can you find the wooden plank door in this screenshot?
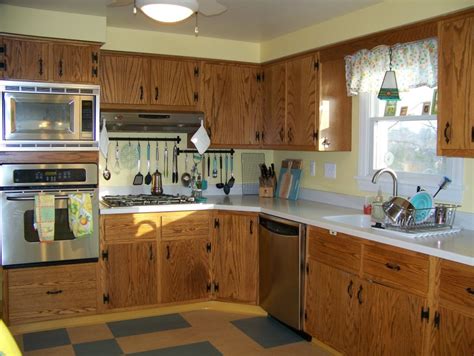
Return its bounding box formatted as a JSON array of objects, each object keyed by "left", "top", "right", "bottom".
[
  {"left": 2, "top": 37, "right": 49, "bottom": 81},
  {"left": 304, "top": 259, "right": 359, "bottom": 354},
  {"left": 358, "top": 280, "right": 426, "bottom": 356},
  {"left": 103, "top": 241, "right": 158, "bottom": 309},
  {"left": 432, "top": 306, "right": 474, "bottom": 355},
  {"left": 150, "top": 58, "right": 198, "bottom": 107},
  {"left": 319, "top": 56, "right": 352, "bottom": 151},
  {"left": 212, "top": 212, "right": 258, "bottom": 303},
  {"left": 51, "top": 43, "right": 99, "bottom": 83},
  {"left": 438, "top": 15, "right": 473, "bottom": 152},
  {"left": 286, "top": 54, "right": 318, "bottom": 149},
  {"left": 100, "top": 53, "right": 150, "bottom": 105},
  {"left": 262, "top": 62, "right": 286, "bottom": 146},
  {"left": 160, "top": 237, "right": 211, "bottom": 303}
]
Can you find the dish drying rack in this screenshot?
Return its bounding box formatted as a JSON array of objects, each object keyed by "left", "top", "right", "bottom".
[{"left": 374, "top": 203, "right": 460, "bottom": 233}]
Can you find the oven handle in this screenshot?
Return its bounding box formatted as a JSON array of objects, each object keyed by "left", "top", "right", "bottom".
[{"left": 6, "top": 193, "right": 95, "bottom": 202}]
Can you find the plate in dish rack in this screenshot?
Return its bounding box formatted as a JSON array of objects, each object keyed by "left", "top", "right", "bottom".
[{"left": 409, "top": 192, "right": 434, "bottom": 223}]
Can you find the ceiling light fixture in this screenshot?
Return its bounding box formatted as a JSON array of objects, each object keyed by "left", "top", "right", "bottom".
[{"left": 136, "top": 0, "right": 199, "bottom": 23}]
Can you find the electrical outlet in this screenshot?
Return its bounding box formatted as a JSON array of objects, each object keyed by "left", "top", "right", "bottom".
[
  {"left": 310, "top": 160, "right": 316, "bottom": 176},
  {"left": 324, "top": 163, "right": 336, "bottom": 179}
]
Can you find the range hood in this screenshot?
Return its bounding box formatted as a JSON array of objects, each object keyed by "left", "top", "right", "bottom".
[{"left": 101, "top": 112, "right": 204, "bottom": 133}]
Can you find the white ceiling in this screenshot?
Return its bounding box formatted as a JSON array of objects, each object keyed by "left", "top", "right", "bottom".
[{"left": 0, "top": 0, "right": 382, "bottom": 42}]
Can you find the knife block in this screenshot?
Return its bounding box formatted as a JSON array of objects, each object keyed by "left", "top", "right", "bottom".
[{"left": 259, "top": 186, "right": 274, "bottom": 198}]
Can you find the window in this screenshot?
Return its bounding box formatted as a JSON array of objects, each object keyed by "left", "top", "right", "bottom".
[{"left": 356, "top": 89, "right": 463, "bottom": 202}]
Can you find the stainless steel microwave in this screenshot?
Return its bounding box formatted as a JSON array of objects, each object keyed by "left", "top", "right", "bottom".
[{"left": 0, "top": 81, "right": 100, "bottom": 150}]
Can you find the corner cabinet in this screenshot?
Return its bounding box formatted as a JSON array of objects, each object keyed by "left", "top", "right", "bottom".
[
  {"left": 437, "top": 13, "right": 474, "bottom": 158},
  {"left": 211, "top": 211, "right": 259, "bottom": 304}
]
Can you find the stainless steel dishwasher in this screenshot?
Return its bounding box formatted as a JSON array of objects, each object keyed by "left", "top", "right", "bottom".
[{"left": 259, "top": 213, "right": 305, "bottom": 331}]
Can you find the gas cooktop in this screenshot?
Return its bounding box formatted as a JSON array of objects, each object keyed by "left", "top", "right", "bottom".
[{"left": 101, "top": 194, "right": 196, "bottom": 208}]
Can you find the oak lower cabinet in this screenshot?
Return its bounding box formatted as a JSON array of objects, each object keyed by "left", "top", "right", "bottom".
[
  {"left": 211, "top": 212, "right": 258, "bottom": 303},
  {"left": 101, "top": 241, "right": 158, "bottom": 309},
  {"left": 5, "top": 263, "right": 97, "bottom": 325}
]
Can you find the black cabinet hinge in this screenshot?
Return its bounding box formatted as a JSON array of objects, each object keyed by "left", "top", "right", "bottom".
[
  {"left": 206, "top": 282, "right": 212, "bottom": 293},
  {"left": 193, "top": 92, "right": 199, "bottom": 102},
  {"left": 304, "top": 310, "right": 308, "bottom": 321},
  {"left": 256, "top": 73, "right": 261, "bottom": 82},
  {"left": 314, "top": 61, "right": 319, "bottom": 70},
  {"left": 421, "top": 307, "right": 430, "bottom": 322},
  {"left": 0, "top": 61, "right": 5, "bottom": 71},
  {"left": 91, "top": 52, "right": 99, "bottom": 63},
  {"left": 91, "top": 67, "right": 98, "bottom": 77},
  {"left": 306, "top": 263, "right": 309, "bottom": 275},
  {"left": 206, "top": 242, "right": 211, "bottom": 253},
  {"left": 103, "top": 293, "right": 110, "bottom": 304},
  {"left": 214, "top": 218, "right": 220, "bottom": 229},
  {"left": 434, "top": 311, "right": 440, "bottom": 329},
  {"left": 194, "top": 66, "right": 200, "bottom": 77},
  {"left": 312, "top": 130, "right": 318, "bottom": 141},
  {"left": 214, "top": 281, "right": 219, "bottom": 292},
  {"left": 0, "top": 44, "right": 6, "bottom": 55},
  {"left": 101, "top": 249, "right": 109, "bottom": 261}
]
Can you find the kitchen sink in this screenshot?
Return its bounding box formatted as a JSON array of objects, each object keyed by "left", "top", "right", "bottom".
[{"left": 323, "top": 214, "right": 372, "bottom": 228}]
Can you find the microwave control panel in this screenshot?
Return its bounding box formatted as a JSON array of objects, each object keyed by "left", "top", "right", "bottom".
[{"left": 13, "top": 169, "right": 87, "bottom": 183}]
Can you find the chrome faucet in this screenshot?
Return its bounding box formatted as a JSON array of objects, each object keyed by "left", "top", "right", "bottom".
[{"left": 372, "top": 168, "right": 398, "bottom": 197}]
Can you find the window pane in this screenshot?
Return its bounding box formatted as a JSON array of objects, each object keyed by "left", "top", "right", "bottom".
[{"left": 373, "top": 118, "right": 446, "bottom": 175}]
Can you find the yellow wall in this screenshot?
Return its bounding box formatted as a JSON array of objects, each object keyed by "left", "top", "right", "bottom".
[
  {"left": 0, "top": 4, "right": 107, "bottom": 43},
  {"left": 261, "top": 0, "right": 472, "bottom": 61}
]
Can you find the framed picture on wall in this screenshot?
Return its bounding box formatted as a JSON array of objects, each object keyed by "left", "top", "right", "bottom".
[
  {"left": 431, "top": 89, "right": 438, "bottom": 114},
  {"left": 422, "top": 102, "right": 431, "bottom": 115},
  {"left": 399, "top": 106, "right": 408, "bottom": 116},
  {"left": 384, "top": 101, "right": 397, "bottom": 116}
]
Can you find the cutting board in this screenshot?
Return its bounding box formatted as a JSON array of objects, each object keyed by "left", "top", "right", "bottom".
[{"left": 276, "top": 159, "right": 303, "bottom": 200}]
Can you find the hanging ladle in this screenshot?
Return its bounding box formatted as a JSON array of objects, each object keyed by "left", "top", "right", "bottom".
[{"left": 103, "top": 153, "right": 111, "bottom": 181}]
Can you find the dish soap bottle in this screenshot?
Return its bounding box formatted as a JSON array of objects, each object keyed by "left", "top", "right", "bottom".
[{"left": 372, "top": 186, "right": 385, "bottom": 222}]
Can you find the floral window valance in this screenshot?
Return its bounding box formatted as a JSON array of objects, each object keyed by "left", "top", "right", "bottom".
[{"left": 344, "top": 38, "right": 437, "bottom": 96}]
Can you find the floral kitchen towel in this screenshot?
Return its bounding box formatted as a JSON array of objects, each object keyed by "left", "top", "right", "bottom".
[
  {"left": 68, "top": 193, "right": 93, "bottom": 238},
  {"left": 34, "top": 193, "right": 55, "bottom": 242}
]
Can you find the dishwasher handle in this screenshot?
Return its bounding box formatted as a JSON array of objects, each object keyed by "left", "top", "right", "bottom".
[{"left": 259, "top": 216, "right": 300, "bottom": 236}]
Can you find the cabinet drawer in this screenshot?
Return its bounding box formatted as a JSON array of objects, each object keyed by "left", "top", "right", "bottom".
[
  {"left": 439, "top": 259, "right": 474, "bottom": 311},
  {"left": 162, "top": 211, "right": 210, "bottom": 240},
  {"left": 363, "top": 243, "right": 429, "bottom": 296},
  {"left": 7, "top": 263, "right": 97, "bottom": 324},
  {"left": 307, "top": 226, "right": 361, "bottom": 274},
  {"left": 102, "top": 213, "right": 159, "bottom": 241}
]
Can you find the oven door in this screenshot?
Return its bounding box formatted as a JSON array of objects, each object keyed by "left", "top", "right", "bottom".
[
  {"left": 2, "top": 92, "right": 89, "bottom": 141},
  {"left": 0, "top": 189, "right": 99, "bottom": 267}
]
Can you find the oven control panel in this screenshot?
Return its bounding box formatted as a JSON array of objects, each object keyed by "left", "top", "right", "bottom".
[{"left": 13, "top": 169, "right": 87, "bottom": 183}]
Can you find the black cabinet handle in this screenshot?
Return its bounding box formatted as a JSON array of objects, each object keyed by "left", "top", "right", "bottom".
[
  {"left": 357, "top": 285, "right": 363, "bottom": 304},
  {"left": 91, "top": 67, "right": 98, "bottom": 77},
  {"left": 58, "top": 59, "right": 63, "bottom": 77},
  {"left": 207, "top": 126, "right": 212, "bottom": 139},
  {"left": 279, "top": 128, "right": 284, "bottom": 142},
  {"left": 466, "top": 287, "right": 474, "bottom": 295},
  {"left": 347, "top": 280, "right": 353, "bottom": 298},
  {"left": 261, "top": 131, "right": 265, "bottom": 142},
  {"left": 250, "top": 220, "right": 253, "bottom": 234},
  {"left": 155, "top": 87, "right": 159, "bottom": 101},
  {"left": 38, "top": 58, "right": 43, "bottom": 75},
  {"left": 46, "top": 289, "right": 63, "bottom": 295},
  {"left": 385, "top": 262, "right": 401, "bottom": 271},
  {"left": 444, "top": 122, "right": 451, "bottom": 144},
  {"left": 149, "top": 245, "right": 153, "bottom": 261},
  {"left": 255, "top": 131, "right": 260, "bottom": 142},
  {"left": 139, "top": 86, "right": 144, "bottom": 100},
  {"left": 166, "top": 245, "right": 170, "bottom": 259},
  {"left": 471, "top": 126, "right": 474, "bottom": 143},
  {"left": 434, "top": 311, "right": 440, "bottom": 329}
]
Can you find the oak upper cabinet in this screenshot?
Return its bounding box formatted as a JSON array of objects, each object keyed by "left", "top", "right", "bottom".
[
  {"left": 431, "top": 260, "right": 474, "bottom": 355},
  {"left": 150, "top": 58, "right": 199, "bottom": 108},
  {"left": 318, "top": 53, "right": 352, "bottom": 151},
  {"left": 438, "top": 13, "right": 474, "bottom": 157},
  {"left": 201, "top": 62, "right": 262, "bottom": 147},
  {"left": 100, "top": 52, "right": 150, "bottom": 105},
  {"left": 51, "top": 43, "right": 99, "bottom": 84},
  {"left": 211, "top": 212, "right": 258, "bottom": 303},
  {"left": 285, "top": 54, "right": 318, "bottom": 149},
  {"left": 1, "top": 36, "right": 49, "bottom": 81},
  {"left": 262, "top": 61, "right": 286, "bottom": 146}
]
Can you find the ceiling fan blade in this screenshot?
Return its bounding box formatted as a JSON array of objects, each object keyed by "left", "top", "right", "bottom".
[
  {"left": 198, "top": 0, "right": 227, "bottom": 16},
  {"left": 107, "top": 0, "right": 133, "bottom": 7}
]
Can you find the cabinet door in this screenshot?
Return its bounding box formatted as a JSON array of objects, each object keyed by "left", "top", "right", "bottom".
[
  {"left": 150, "top": 58, "right": 198, "bottom": 107},
  {"left": 319, "top": 56, "right": 352, "bottom": 151},
  {"left": 438, "top": 15, "right": 474, "bottom": 153},
  {"left": 432, "top": 306, "right": 474, "bottom": 355},
  {"left": 304, "top": 259, "right": 358, "bottom": 354},
  {"left": 212, "top": 213, "right": 258, "bottom": 303},
  {"left": 160, "top": 237, "right": 210, "bottom": 303},
  {"left": 286, "top": 55, "right": 317, "bottom": 149},
  {"left": 103, "top": 241, "right": 158, "bottom": 309},
  {"left": 1, "top": 37, "right": 49, "bottom": 81},
  {"left": 358, "top": 280, "right": 425, "bottom": 356},
  {"left": 263, "top": 62, "right": 286, "bottom": 146},
  {"left": 52, "top": 43, "right": 99, "bottom": 83},
  {"left": 100, "top": 53, "right": 149, "bottom": 105}
]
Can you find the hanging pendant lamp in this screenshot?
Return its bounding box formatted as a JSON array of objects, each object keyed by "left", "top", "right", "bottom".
[
  {"left": 136, "top": 0, "right": 199, "bottom": 23},
  {"left": 378, "top": 48, "right": 400, "bottom": 100}
]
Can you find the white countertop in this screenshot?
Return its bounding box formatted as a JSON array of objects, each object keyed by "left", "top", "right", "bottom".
[{"left": 100, "top": 195, "right": 474, "bottom": 266}]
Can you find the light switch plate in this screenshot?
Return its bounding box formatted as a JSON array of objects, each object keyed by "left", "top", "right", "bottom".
[
  {"left": 324, "top": 163, "right": 336, "bottom": 179},
  {"left": 310, "top": 160, "right": 316, "bottom": 176}
]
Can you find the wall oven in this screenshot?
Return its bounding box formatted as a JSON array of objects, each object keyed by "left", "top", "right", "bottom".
[
  {"left": 0, "top": 164, "right": 99, "bottom": 268},
  {"left": 0, "top": 81, "right": 100, "bottom": 150}
]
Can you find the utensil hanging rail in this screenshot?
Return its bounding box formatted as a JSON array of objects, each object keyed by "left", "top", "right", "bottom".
[
  {"left": 177, "top": 148, "right": 235, "bottom": 156},
  {"left": 109, "top": 136, "right": 181, "bottom": 143}
]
